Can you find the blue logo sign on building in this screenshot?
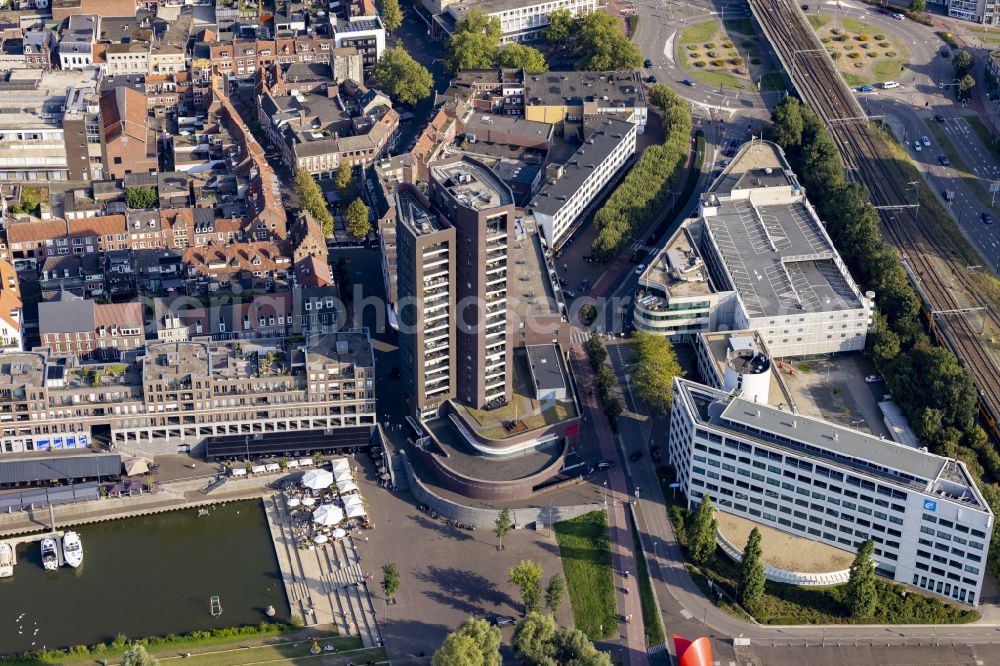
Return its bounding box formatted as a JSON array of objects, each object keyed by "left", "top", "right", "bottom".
[{"left": 924, "top": 499, "right": 937, "bottom": 512}]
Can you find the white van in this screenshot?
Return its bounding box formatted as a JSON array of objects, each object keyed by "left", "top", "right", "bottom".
[{"left": 882, "top": 81, "right": 900, "bottom": 89}]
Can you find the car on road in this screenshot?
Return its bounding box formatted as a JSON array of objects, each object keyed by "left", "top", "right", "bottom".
[
  {"left": 490, "top": 615, "right": 517, "bottom": 627},
  {"left": 935, "top": 114, "right": 945, "bottom": 123},
  {"left": 647, "top": 75, "right": 657, "bottom": 84},
  {"left": 644, "top": 59, "right": 653, "bottom": 68},
  {"left": 865, "top": 374, "right": 883, "bottom": 384},
  {"left": 650, "top": 446, "right": 663, "bottom": 462},
  {"left": 892, "top": 12, "right": 904, "bottom": 19},
  {"left": 801, "top": 3, "right": 809, "bottom": 9},
  {"left": 634, "top": 263, "right": 646, "bottom": 275},
  {"left": 563, "top": 290, "right": 576, "bottom": 299},
  {"left": 630, "top": 450, "right": 644, "bottom": 462},
  {"left": 681, "top": 79, "right": 696, "bottom": 87},
  {"left": 921, "top": 136, "right": 931, "bottom": 146},
  {"left": 596, "top": 460, "right": 615, "bottom": 470},
  {"left": 944, "top": 189, "right": 955, "bottom": 202},
  {"left": 983, "top": 212, "right": 994, "bottom": 225},
  {"left": 913, "top": 141, "right": 922, "bottom": 152},
  {"left": 882, "top": 80, "right": 900, "bottom": 89},
  {"left": 858, "top": 85, "right": 873, "bottom": 92},
  {"left": 939, "top": 155, "right": 950, "bottom": 166}
]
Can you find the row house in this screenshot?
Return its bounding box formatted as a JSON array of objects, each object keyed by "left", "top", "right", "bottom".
[
  {"left": 100, "top": 86, "right": 157, "bottom": 180},
  {"left": 182, "top": 241, "right": 292, "bottom": 292},
  {"left": 0, "top": 258, "right": 21, "bottom": 350},
  {"left": 39, "top": 253, "right": 104, "bottom": 296},
  {"left": 207, "top": 36, "right": 360, "bottom": 80},
  {"left": 38, "top": 295, "right": 143, "bottom": 359}
]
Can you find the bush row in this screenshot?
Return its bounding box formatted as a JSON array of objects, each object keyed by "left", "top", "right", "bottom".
[{"left": 590, "top": 86, "right": 692, "bottom": 261}]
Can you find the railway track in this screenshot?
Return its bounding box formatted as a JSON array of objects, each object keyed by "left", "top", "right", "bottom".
[{"left": 749, "top": 0, "right": 1000, "bottom": 437}]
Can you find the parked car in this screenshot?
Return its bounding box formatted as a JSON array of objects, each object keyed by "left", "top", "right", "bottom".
[
  {"left": 682, "top": 79, "right": 696, "bottom": 87},
  {"left": 650, "top": 446, "right": 663, "bottom": 462},
  {"left": 892, "top": 12, "right": 904, "bottom": 19},
  {"left": 630, "top": 450, "right": 644, "bottom": 462},
  {"left": 913, "top": 141, "right": 922, "bottom": 152},
  {"left": 644, "top": 58, "right": 653, "bottom": 68},
  {"left": 596, "top": 460, "right": 615, "bottom": 470},
  {"left": 983, "top": 212, "right": 994, "bottom": 225},
  {"left": 865, "top": 374, "right": 883, "bottom": 384},
  {"left": 882, "top": 80, "right": 900, "bottom": 89},
  {"left": 647, "top": 75, "right": 657, "bottom": 84},
  {"left": 490, "top": 615, "right": 517, "bottom": 627},
  {"left": 934, "top": 114, "right": 945, "bottom": 123},
  {"left": 634, "top": 263, "right": 647, "bottom": 275},
  {"left": 801, "top": 3, "right": 809, "bottom": 9},
  {"left": 921, "top": 136, "right": 931, "bottom": 146},
  {"left": 939, "top": 155, "right": 950, "bottom": 166},
  {"left": 858, "top": 85, "right": 873, "bottom": 92},
  {"left": 944, "top": 189, "right": 955, "bottom": 202}
]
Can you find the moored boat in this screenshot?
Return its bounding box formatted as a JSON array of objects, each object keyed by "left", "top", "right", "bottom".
[
  {"left": 40, "top": 537, "right": 58, "bottom": 571},
  {"left": 62, "top": 531, "right": 83, "bottom": 568}
]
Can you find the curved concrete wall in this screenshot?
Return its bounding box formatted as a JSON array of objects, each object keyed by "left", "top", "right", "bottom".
[
  {"left": 401, "top": 451, "right": 602, "bottom": 529},
  {"left": 716, "top": 528, "right": 850, "bottom": 587}
]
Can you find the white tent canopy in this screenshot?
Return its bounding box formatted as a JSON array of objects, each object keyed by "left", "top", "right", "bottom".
[
  {"left": 330, "top": 458, "right": 351, "bottom": 475},
  {"left": 301, "top": 468, "right": 334, "bottom": 490},
  {"left": 313, "top": 503, "right": 345, "bottom": 526},
  {"left": 334, "top": 468, "right": 353, "bottom": 484},
  {"left": 338, "top": 479, "right": 359, "bottom": 493},
  {"left": 346, "top": 504, "right": 367, "bottom": 519},
  {"left": 344, "top": 494, "right": 364, "bottom": 510}
]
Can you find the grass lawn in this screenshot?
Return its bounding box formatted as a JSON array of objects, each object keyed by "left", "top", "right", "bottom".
[
  {"left": 758, "top": 72, "right": 787, "bottom": 91},
  {"left": 630, "top": 523, "right": 666, "bottom": 646},
  {"left": 689, "top": 68, "right": 745, "bottom": 90},
  {"left": 182, "top": 644, "right": 385, "bottom": 665},
  {"left": 723, "top": 18, "right": 755, "bottom": 35},
  {"left": 872, "top": 59, "right": 905, "bottom": 83},
  {"left": 679, "top": 19, "right": 717, "bottom": 44},
  {"left": 555, "top": 510, "right": 617, "bottom": 640},
  {"left": 840, "top": 17, "right": 880, "bottom": 34},
  {"left": 840, "top": 71, "right": 870, "bottom": 87},
  {"left": 658, "top": 469, "right": 978, "bottom": 625},
  {"left": 964, "top": 114, "right": 1000, "bottom": 152},
  {"left": 807, "top": 14, "right": 831, "bottom": 30}
]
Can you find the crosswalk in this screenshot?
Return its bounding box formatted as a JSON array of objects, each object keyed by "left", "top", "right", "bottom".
[
  {"left": 628, "top": 240, "right": 656, "bottom": 254},
  {"left": 571, "top": 330, "right": 594, "bottom": 345}
]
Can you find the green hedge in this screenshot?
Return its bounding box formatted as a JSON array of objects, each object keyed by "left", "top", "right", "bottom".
[{"left": 591, "top": 87, "right": 692, "bottom": 260}]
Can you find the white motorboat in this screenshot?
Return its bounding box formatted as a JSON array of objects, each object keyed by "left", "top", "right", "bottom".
[
  {"left": 62, "top": 531, "right": 83, "bottom": 568},
  {"left": 40, "top": 537, "right": 58, "bottom": 571},
  {"left": 0, "top": 542, "right": 12, "bottom": 577}
]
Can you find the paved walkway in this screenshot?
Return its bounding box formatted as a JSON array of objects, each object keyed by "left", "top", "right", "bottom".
[
  {"left": 264, "top": 494, "right": 381, "bottom": 648},
  {"left": 569, "top": 344, "right": 648, "bottom": 666}
]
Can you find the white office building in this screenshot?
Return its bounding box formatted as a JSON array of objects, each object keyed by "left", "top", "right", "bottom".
[
  {"left": 669, "top": 376, "right": 994, "bottom": 605},
  {"left": 437, "top": 0, "right": 597, "bottom": 43},
  {"left": 634, "top": 140, "right": 873, "bottom": 357},
  {"left": 529, "top": 117, "right": 636, "bottom": 249}
]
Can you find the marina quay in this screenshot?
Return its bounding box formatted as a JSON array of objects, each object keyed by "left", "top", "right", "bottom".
[{"left": 0, "top": 331, "right": 376, "bottom": 458}]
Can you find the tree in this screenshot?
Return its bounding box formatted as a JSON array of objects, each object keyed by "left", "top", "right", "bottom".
[
  {"left": 953, "top": 50, "right": 974, "bottom": 76},
  {"left": 380, "top": 0, "right": 403, "bottom": 32},
  {"left": 497, "top": 44, "right": 549, "bottom": 73},
  {"left": 846, "top": 540, "right": 878, "bottom": 619},
  {"left": 584, "top": 332, "right": 607, "bottom": 370},
  {"left": 334, "top": 162, "right": 354, "bottom": 198},
  {"left": 126, "top": 187, "right": 158, "bottom": 210},
  {"left": 648, "top": 83, "right": 678, "bottom": 112},
  {"left": 294, "top": 169, "right": 333, "bottom": 236},
  {"left": 630, "top": 331, "right": 685, "bottom": 415},
  {"left": 447, "top": 9, "right": 501, "bottom": 72},
  {"left": 432, "top": 618, "right": 501, "bottom": 666},
  {"left": 957, "top": 73, "right": 976, "bottom": 102},
  {"left": 513, "top": 614, "right": 612, "bottom": 666},
  {"left": 374, "top": 46, "right": 434, "bottom": 105},
  {"left": 121, "top": 644, "right": 158, "bottom": 666},
  {"left": 575, "top": 11, "right": 642, "bottom": 71},
  {"left": 382, "top": 562, "right": 400, "bottom": 603},
  {"left": 770, "top": 96, "right": 804, "bottom": 149},
  {"left": 346, "top": 198, "right": 371, "bottom": 239},
  {"left": 432, "top": 633, "right": 485, "bottom": 666},
  {"left": 543, "top": 8, "right": 575, "bottom": 46},
  {"left": 910, "top": 0, "right": 926, "bottom": 11},
  {"left": 512, "top": 612, "right": 558, "bottom": 664},
  {"left": 544, "top": 573, "right": 565, "bottom": 614},
  {"left": 738, "top": 527, "right": 765, "bottom": 614},
  {"left": 686, "top": 493, "right": 717, "bottom": 565},
  {"left": 494, "top": 507, "right": 511, "bottom": 550},
  {"left": 508, "top": 559, "right": 544, "bottom": 614}
]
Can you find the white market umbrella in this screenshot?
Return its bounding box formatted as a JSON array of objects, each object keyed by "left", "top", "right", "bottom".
[
  {"left": 346, "top": 504, "right": 367, "bottom": 519},
  {"left": 301, "top": 468, "right": 334, "bottom": 490},
  {"left": 302, "top": 497, "right": 316, "bottom": 507},
  {"left": 313, "top": 533, "right": 329, "bottom": 544},
  {"left": 338, "top": 479, "right": 359, "bottom": 493},
  {"left": 332, "top": 528, "right": 347, "bottom": 539},
  {"left": 313, "top": 503, "right": 345, "bottom": 526},
  {"left": 286, "top": 497, "right": 301, "bottom": 508}
]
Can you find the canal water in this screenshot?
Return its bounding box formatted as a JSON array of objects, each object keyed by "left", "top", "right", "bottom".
[{"left": 0, "top": 500, "right": 289, "bottom": 655}]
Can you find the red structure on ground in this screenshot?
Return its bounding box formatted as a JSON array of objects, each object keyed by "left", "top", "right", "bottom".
[{"left": 673, "top": 634, "right": 713, "bottom": 666}]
